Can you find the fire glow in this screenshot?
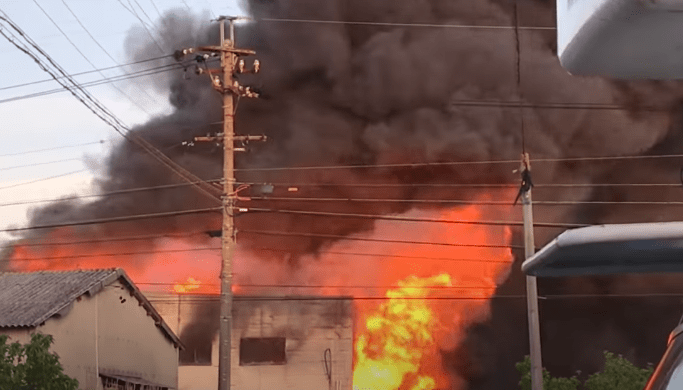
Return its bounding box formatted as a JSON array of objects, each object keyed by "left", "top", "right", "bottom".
[
  {"left": 7, "top": 200, "right": 514, "bottom": 389},
  {"left": 353, "top": 274, "right": 452, "bottom": 390}
]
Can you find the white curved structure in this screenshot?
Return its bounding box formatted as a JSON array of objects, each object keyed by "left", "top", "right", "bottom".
[{"left": 557, "top": 0, "right": 683, "bottom": 79}]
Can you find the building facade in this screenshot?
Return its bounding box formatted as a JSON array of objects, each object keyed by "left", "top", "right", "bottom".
[
  {"left": 149, "top": 294, "right": 354, "bottom": 390},
  {"left": 0, "top": 269, "right": 182, "bottom": 390}
]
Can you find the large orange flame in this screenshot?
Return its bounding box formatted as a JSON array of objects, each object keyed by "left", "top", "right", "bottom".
[{"left": 353, "top": 274, "right": 451, "bottom": 390}]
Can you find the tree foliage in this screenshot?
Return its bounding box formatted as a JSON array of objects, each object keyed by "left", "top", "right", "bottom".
[
  {"left": 584, "top": 352, "right": 653, "bottom": 390},
  {"left": 0, "top": 333, "right": 79, "bottom": 390},
  {"left": 517, "top": 355, "right": 581, "bottom": 390},
  {"left": 517, "top": 351, "right": 653, "bottom": 390}
]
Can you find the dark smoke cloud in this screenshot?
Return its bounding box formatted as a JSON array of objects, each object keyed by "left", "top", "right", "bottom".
[{"left": 7, "top": 0, "right": 683, "bottom": 388}]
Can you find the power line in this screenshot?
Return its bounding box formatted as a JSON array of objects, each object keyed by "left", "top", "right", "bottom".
[
  {"left": 0, "top": 140, "right": 106, "bottom": 158},
  {"left": 0, "top": 158, "right": 81, "bottom": 172},
  {"left": 116, "top": 0, "right": 165, "bottom": 53},
  {"left": 0, "top": 62, "right": 187, "bottom": 105},
  {"left": 2, "top": 231, "right": 206, "bottom": 250},
  {"left": 239, "top": 229, "right": 523, "bottom": 250},
  {"left": 0, "top": 14, "right": 221, "bottom": 202},
  {"left": 249, "top": 247, "right": 512, "bottom": 263},
  {"left": 7, "top": 246, "right": 220, "bottom": 262},
  {"left": 148, "top": 0, "right": 163, "bottom": 18},
  {"left": 248, "top": 196, "right": 683, "bottom": 207},
  {"left": 255, "top": 17, "right": 556, "bottom": 31},
  {"left": 243, "top": 207, "right": 586, "bottom": 229},
  {"left": 145, "top": 292, "right": 683, "bottom": 302},
  {"left": 0, "top": 207, "right": 221, "bottom": 233},
  {"left": 2, "top": 178, "right": 681, "bottom": 210},
  {"left": 0, "top": 169, "right": 88, "bottom": 191},
  {"left": 235, "top": 152, "right": 683, "bottom": 173},
  {"left": 0, "top": 178, "right": 221, "bottom": 208},
  {"left": 2, "top": 235, "right": 513, "bottom": 263},
  {"left": 60, "top": 0, "right": 161, "bottom": 106},
  {"left": 130, "top": 0, "right": 157, "bottom": 27},
  {"left": 0, "top": 55, "right": 172, "bottom": 92},
  {"left": 126, "top": 282, "right": 500, "bottom": 290},
  {"left": 31, "top": 0, "right": 154, "bottom": 116},
  {"left": 240, "top": 181, "right": 683, "bottom": 190}
]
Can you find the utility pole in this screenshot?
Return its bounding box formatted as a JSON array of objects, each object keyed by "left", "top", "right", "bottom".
[
  {"left": 520, "top": 153, "right": 543, "bottom": 390},
  {"left": 177, "top": 16, "right": 263, "bottom": 390}
]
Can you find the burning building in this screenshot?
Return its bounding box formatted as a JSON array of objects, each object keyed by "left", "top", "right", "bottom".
[
  {"left": 5, "top": 0, "right": 683, "bottom": 389},
  {"left": 149, "top": 294, "right": 353, "bottom": 390}
]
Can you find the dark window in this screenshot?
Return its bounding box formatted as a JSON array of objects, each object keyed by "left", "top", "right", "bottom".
[
  {"left": 239, "top": 337, "right": 286, "bottom": 365},
  {"left": 179, "top": 343, "right": 212, "bottom": 366}
]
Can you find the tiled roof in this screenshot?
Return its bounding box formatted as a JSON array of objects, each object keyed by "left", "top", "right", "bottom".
[
  {"left": 0, "top": 268, "right": 182, "bottom": 348},
  {"left": 0, "top": 269, "right": 117, "bottom": 327}
]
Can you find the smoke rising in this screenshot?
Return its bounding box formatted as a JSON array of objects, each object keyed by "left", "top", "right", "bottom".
[{"left": 6, "top": 0, "right": 683, "bottom": 388}]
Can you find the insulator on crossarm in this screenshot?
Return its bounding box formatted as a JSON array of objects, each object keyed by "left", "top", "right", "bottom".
[
  {"left": 238, "top": 59, "right": 245, "bottom": 73},
  {"left": 253, "top": 60, "right": 260, "bottom": 73}
]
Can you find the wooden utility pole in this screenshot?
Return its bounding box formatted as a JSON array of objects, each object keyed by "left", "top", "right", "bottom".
[
  {"left": 178, "top": 16, "right": 262, "bottom": 390},
  {"left": 520, "top": 153, "right": 543, "bottom": 390}
]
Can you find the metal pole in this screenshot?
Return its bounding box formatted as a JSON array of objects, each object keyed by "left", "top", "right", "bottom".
[
  {"left": 218, "top": 17, "right": 235, "bottom": 390},
  {"left": 522, "top": 153, "right": 543, "bottom": 390}
]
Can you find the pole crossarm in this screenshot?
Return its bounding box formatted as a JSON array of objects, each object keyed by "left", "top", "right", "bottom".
[
  {"left": 195, "top": 134, "right": 268, "bottom": 142},
  {"left": 197, "top": 46, "right": 256, "bottom": 56}
]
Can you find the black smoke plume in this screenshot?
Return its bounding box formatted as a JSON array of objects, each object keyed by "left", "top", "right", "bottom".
[{"left": 6, "top": 0, "right": 683, "bottom": 388}]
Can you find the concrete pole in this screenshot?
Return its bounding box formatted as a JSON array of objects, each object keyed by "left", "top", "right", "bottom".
[
  {"left": 522, "top": 153, "right": 543, "bottom": 390},
  {"left": 218, "top": 18, "right": 236, "bottom": 390}
]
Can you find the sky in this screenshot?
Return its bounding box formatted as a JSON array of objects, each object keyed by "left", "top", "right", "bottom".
[{"left": 0, "top": 0, "right": 242, "bottom": 243}]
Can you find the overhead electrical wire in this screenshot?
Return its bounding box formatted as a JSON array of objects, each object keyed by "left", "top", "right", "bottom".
[
  {"left": 235, "top": 152, "right": 683, "bottom": 173},
  {"left": 6, "top": 246, "right": 221, "bottom": 262},
  {"left": 255, "top": 17, "right": 556, "bottom": 31},
  {"left": 148, "top": 0, "right": 163, "bottom": 18},
  {"left": 248, "top": 196, "right": 683, "bottom": 207},
  {"left": 1, "top": 177, "right": 682, "bottom": 209},
  {"left": 0, "top": 62, "right": 189, "bottom": 105},
  {"left": 0, "top": 158, "right": 81, "bottom": 172},
  {"left": 0, "top": 13, "right": 221, "bottom": 202},
  {"left": 129, "top": 0, "right": 157, "bottom": 28},
  {"left": 241, "top": 181, "right": 683, "bottom": 190},
  {"left": 242, "top": 207, "right": 585, "bottom": 229},
  {"left": 128, "top": 282, "right": 500, "bottom": 290},
  {"left": 145, "top": 293, "right": 683, "bottom": 303},
  {"left": 0, "top": 55, "right": 173, "bottom": 92},
  {"left": 239, "top": 229, "right": 524, "bottom": 250},
  {"left": 59, "top": 0, "right": 162, "bottom": 106},
  {"left": 0, "top": 207, "right": 221, "bottom": 234},
  {"left": 147, "top": 296, "right": 522, "bottom": 302},
  {"left": 1, "top": 231, "right": 208, "bottom": 249},
  {"left": 31, "top": 0, "right": 154, "bottom": 116},
  {"left": 0, "top": 178, "right": 222, "bottom": 208},
  {"left": 0, "top": 169, "right": 89, "bottom": 191},
  {"left": 0, "top": 140, "right": 107, "bottom": 158},
  {"left": 116, "top": 0, "right": 165, "bottom": 53}
]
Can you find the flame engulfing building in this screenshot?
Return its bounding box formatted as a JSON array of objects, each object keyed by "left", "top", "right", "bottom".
[
  {"left": 149, "top": 293, "right": 353, "bottom": 390},
  {"left": 0, "top": 268, "right": 182, "bottom": 390}
]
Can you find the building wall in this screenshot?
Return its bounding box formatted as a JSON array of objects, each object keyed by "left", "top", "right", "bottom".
[
  {"left": 97, "top": 281, "right": 179, "bottom": 388},
  {"left": 148, "top": 295, "right": 354, "bottom": 390},
  {"left": 1, "top": 292, "right": 102, "bottom": 390},
  {"left": 0, "top": 283, "right": 179, "bottom": 390}
]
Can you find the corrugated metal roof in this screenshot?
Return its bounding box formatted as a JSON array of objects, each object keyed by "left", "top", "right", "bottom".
[
  {"left": 0, "top": 269, "right": 118, "bottom": 327},
  {"left": 0, "top": 268, "right": 182, "bottom": 348}
]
